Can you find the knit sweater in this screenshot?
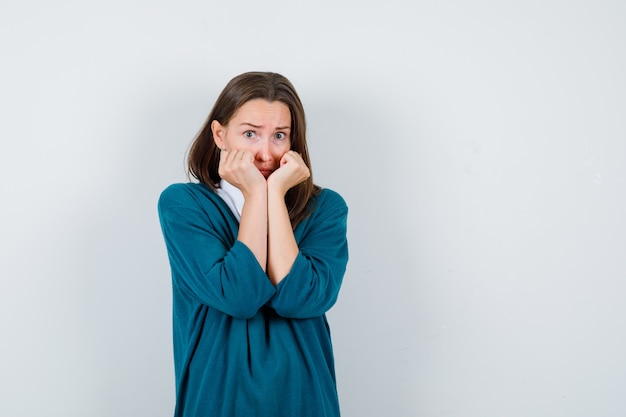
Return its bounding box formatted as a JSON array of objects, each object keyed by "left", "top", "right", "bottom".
[{"left": 158, "top": 182, "right": 349, "bottom": 417}]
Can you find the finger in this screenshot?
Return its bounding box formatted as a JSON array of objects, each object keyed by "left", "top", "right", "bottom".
[
  {"left": 219, "top": 150, "right": 232, "bottom": 167},
  {"left": 225, "top": 149, "right": 244, "bottom": 164},
  {"left": 240, "top": 150, "right": 253, "bottom": 161},
  {"left": 286, "top": 150, "right": 303, "bottom": 162},
  {"left": 283, "top": 151, "right": 304, "bottom": 165}
]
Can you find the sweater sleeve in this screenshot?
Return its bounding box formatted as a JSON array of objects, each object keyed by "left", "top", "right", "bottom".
[
  {"left": 158, "top": 184, "right": 276, "bottom": 319},
  {"left": 267, "top": 189, "right": 349, "bottom": 319}
]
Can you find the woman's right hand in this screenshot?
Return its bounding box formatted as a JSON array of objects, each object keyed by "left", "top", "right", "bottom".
[{"left": 218, "top": 149, "right": 266, "bottom": 196}]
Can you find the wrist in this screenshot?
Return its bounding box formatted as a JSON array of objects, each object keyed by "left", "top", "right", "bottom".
[
  {"left": 267, "top": 179, "right": 288, "bottom": 199},
  {"left": 241, "top": 181, "right": 268, "bottom": 201}
]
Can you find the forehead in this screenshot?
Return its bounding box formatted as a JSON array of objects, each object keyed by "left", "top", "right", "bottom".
[{"left": 231, "top": 99, "right": 291, "bottom": 127}]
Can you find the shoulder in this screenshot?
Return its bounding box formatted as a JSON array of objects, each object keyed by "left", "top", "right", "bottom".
[
  {"left": 312, "top": 187, "right": 348, "bottom": 215},
  {"left": 295, "top": 187, "right": 348, "bottom": 236},
  {"left": 317, "top": 187, "right": 347, "bottom": 206},
  {"left": 158, "top": 182, "right": 218, "bottom": 212}
]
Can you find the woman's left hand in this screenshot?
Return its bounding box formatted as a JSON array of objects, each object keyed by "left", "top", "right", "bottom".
[{"left": 267, "top": 151, "right": 310, "bottom": 195}]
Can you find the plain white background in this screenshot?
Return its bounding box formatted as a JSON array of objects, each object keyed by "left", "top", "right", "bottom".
[{"left": 1, "top": 1, "right": 625, "bottom": 416}]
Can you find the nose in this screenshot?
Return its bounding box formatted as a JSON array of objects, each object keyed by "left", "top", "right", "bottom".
[{"left": 256, "top": 138, "right": 271, "bottom": 161}]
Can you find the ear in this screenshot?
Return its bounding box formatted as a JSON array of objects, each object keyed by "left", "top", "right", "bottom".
[{"left": 211, "top": 120, "right": 225, "bottom": 149}]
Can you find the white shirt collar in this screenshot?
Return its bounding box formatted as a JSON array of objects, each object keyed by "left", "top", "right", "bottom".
[{"left": 215, "top": 179, "right": 244, "bottom": 221}]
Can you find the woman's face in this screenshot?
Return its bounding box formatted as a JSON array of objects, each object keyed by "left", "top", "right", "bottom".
[{"left": 212, "top": 99, "right": 292, "bottom": 178}]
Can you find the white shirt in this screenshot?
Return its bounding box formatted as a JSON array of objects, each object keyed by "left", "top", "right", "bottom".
[{"left": 216, "top": 179, "right": 244, "bottom": 221}]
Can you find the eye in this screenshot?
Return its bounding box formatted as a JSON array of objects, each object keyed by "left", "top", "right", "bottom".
[
  {"left": 274, "top": 132, "right": 287, "bottom": 141},
  {"left": 243, "top": 130, "right": 256, "bottom": 139}
]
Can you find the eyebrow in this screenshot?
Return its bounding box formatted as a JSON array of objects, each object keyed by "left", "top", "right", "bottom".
[{"left": 240, "top": 122, "right": 291, "bottom": 130}]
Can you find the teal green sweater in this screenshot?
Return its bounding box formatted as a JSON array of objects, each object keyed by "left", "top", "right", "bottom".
[{"left": 158, "top": 183, "right": 348, "bottom": 417}]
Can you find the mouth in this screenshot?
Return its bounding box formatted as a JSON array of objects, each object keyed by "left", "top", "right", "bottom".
[{"left": 259, "top": 168, "right": 273, "bottom": 178}]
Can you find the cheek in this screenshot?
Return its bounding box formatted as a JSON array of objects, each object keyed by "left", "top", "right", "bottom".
[
  {"left": 273, "top": 150, "right": 286, "bottom": 161},
  {"left": 275, "top": 142, "right": 290, "bottom": 154},
  {"left": 229, "top": 139, "right": 253, "bottom": 153}
]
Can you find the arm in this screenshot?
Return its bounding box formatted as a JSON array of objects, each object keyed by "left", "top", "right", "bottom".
[
  {"left": 267, "top": 189, "right": 349, "bottom": 318},
  {"left": 237, "top": 188, "right": 267, "bottom": 271},
  {"left": 219, "top": 149, "right": 268, "bottom": 270},
  {"left": 266, "top": 185, "right": 299, "bottom": 285},
  {"left": 266, "top": 151, "right": 311, "bottom": 285},
  {"left": 158, "top": 184, "right": 276, "bottom": 319}
]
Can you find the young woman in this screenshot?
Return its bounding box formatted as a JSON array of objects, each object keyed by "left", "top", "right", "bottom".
[{"left": 158, "top": 72, "right": 349, "bottom": 417}]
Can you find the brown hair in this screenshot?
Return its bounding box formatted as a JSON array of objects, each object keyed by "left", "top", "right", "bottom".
[{"left": 188, "top": 71, "right": 320, "bottom": 228}]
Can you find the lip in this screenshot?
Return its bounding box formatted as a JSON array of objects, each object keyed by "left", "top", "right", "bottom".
[{"left": 259, "top": 168, "right": 273, "bottom": 178}]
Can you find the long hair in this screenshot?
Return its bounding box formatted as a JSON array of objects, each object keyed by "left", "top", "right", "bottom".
[{"left": 188, "top": 71, "right": 320, "bottom": 228}]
